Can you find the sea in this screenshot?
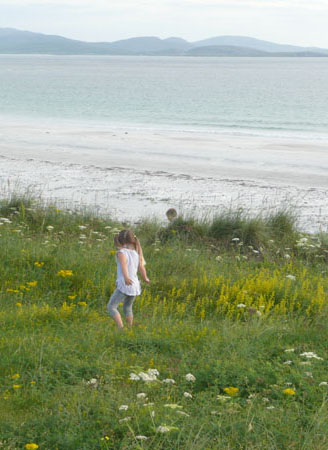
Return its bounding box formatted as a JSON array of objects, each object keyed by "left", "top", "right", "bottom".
[{"left": 0, "top": 54, "right": 328, "bottom": 140}]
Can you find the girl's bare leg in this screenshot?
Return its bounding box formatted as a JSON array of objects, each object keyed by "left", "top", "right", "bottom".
[
  {"left": 126, "top": 316, "right": 133, "bottom": 327},
  {"left": 113, "top": 313, "right": 124, "bottom": 329}
]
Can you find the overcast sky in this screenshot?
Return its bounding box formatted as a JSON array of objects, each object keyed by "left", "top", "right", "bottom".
[{"left": 1, "top": 0, "right": 328, "bottom": 47}]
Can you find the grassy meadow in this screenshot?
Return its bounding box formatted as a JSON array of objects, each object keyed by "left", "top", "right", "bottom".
[{"left": 1, "top": 195, "right": 328, "bottom": 449}]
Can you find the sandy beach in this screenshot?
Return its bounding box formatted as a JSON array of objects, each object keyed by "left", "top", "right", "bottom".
[{"left": 0, "top": 118, "right": 327, "bottom": 232}]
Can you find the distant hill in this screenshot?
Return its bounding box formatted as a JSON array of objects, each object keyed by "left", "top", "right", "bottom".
[
  {"left": 192, "top": 35, "right": 328, "bottom": 55},
  {"left": 1, "top": 28, "right": 327, "bottom": 57},
  {"left": 186, "top": 45, "right": 328, "bottom": 57}
]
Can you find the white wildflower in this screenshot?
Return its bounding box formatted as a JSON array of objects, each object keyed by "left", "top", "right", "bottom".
[
  {"left": 215, "top": 256, "right": 222, "bottom": 261},
  {"left": 284, "top": 348, "right": 295, "bottom": 353},
  {"left": 286, "top": 275, "right": 296, "bottom": 281},
  {"left": 283, "top": 361, "right": 293, "bottom": 365},
  {"left": 78, "top": 225, "right": 87, "bottom": 230},
  {"left": 138, "top": 371, "right": 158, "bottom": 382},
  {"left": 319, "top": 382, "right": 328, "bottom": 386},
  {"left": 143, "top": 402, "right": 155, "bottom": 407},
  {"left": 284, "top": 254, "right": 291, "bottom": 260},
  {"left": 185, "top": 373, "right": 196, "bottom": 382},
  {"left": 119, "top": 405, "right": 129, "bottom": 411},
  {"left": 183, "top": 392, "right": 193, "bottom": 398},
  {"left": 147, "top": 368, "right": 159, "bottom": 377},
  {"left": 136, "top": 436, "right": 148, "bottom": 440},
  {"left": 119, "top": 417, "right": 131, "bottom": 423},
  {"left": 162, "top": 378, "right": 175, "bottom": 384},
  {"left": 300, "top": 352, "right": 323, "bottom": 360},
  {"left": 136, "top": 392, "right": 147, "bottom": 399},
  {"left": 231, "top": 237, "right": 240, "bottom": 242},
  {"left": 129, "top": 373, "right": 140, "bottom": 381},
  {"left": 237, "top": 303, "right": 246, "bottom": 308},
  {"left": 46, "top": 225, "right": 54, "bottom": 231},
  {"left": 86, "top": 378, "right": 98, "bottom": 386},
  {"left": 266, "top": 406, "right": 275, "bottom": 410},
  {"left": 157, "top": 426, "right": 170, "bottom": 433}
]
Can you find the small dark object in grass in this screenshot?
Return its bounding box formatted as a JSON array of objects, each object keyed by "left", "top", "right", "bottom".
[{"left": 166, "top": 208, "right": 178, "bottom": 222}]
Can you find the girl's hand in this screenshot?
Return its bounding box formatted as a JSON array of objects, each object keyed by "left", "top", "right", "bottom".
[
  {"left": 124, "top": 277, "right": 133, "bottom": 285},
  {"left": 144, "top": 277, "right": 150, "bottom": 284}
]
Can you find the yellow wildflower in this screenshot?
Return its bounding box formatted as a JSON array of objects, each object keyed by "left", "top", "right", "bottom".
[
  {"left": 27, "top": 281, "right": 38, "bottom": 287},
  {"left": 7, "top": 288, "right": 19, "bottom": 293},
  {"left": 68, "top": 295, "right": 77, "bottom": 300},
  {"left": 12, "top": 384, "right": 22, "bottom": 389},
  {"left": 57, "top": 269, "right": 73, "bottom": 278},
  {"left": 56, "top": 208, "right": 61, "bottom": 212},
  {"left": 34, "top": 262, "right": 44, "bottom": 268},
  {"left": 25, "top": 444, "right": 39, "bottom": 450},
  {"left": 78, "top": 301, "right": 87, "bottom": 307},
  {"left": 16, "top": 302, "right": 22, "bottom": 307},
  {"left": 223, "top": 387, "right": 239, "bottom": 396},
  {"left": 171, "top": 230, "right": 177, "bottom": 234},
  {"left": 19, "top": 285, "right": 28, "bottom": 290},
  {"left": 30, "top": 381, "right": 36, "bottom": 385},
  {"left": 109, "top": 250, "right": 116, "bottom": 255},
  {"left": 283, "top": 388, "right": 296, "bottom": 396},
  {"left": 12, "top": 373, "right": 20, "bottom": 380}
]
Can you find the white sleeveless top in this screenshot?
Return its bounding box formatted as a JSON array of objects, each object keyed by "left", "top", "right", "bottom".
[{"left": 116, "top": 248, "right": 141, "bottom": 296}]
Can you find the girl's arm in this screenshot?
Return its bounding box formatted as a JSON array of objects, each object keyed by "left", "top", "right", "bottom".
[
  {"left": 117, "top": 252, "right": 133, "bottom": 285},
  {"left": 138, "top": 262, "right": 150, "bottom": 283}
]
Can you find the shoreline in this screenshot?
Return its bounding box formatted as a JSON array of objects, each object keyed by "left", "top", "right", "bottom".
[{"left": 1, "top": 119, "right": 328, "bottom": 233}]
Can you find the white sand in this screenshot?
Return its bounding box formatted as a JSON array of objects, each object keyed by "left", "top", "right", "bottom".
[{"left": 0, "top": 118, "right": 327, "bottom": 232}]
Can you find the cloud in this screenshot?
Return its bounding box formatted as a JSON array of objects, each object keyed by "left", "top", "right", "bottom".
[
  {"left": 1, "top": 0, "right": 328, "bottom": 11},
  {"left": 172, "top": 0, "right": 328, "bottom": 10}
]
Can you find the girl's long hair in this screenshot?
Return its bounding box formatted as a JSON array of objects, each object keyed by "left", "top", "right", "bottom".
[{"left": 114, "top": 229, "right": 146, "bottom": 266}]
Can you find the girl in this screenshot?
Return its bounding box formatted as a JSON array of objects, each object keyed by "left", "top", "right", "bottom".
[{"left": 107, "top": 229, "right": 149, "bottom": 328}]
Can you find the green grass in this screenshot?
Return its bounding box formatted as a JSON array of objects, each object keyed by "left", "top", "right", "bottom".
[{"left": 1, "top": 197, "right": 328, "bottom": 449}]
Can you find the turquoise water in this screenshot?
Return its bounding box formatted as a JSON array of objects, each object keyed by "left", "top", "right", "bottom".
[{"left": 0, "top": 55, "right": 328, "bottom": 138}]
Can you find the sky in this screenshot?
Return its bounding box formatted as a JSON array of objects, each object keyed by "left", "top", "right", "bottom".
[{"left": 1, "top": 0, "right": 328, "bottom": 47}]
